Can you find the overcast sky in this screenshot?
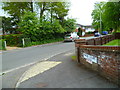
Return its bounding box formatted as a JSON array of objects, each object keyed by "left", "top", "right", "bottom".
[
  {"left": 68, "top": 0, "right": 108, "bottom": 25},
  {"left": 0, "top": 0, "right": 109, "bottom": 25}
]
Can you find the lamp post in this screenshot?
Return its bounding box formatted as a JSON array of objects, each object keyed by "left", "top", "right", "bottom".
[{"left": 100, "top": 11, "right": 102, "bottom": 34}]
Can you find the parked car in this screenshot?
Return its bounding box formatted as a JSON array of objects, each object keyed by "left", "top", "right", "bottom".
[
  {"left": 64, "top": 32, "right": 79, "bottom": 42},
  {"left": 102, "top": 31, "right": 108, "bottom": 35},
  {"left": 94, "top": 31, "right": 101, "bottom": 37}
]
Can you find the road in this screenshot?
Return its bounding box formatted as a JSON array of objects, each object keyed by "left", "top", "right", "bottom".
[
  {"left": 2, "top": 36, "right": 114, "bottom": 88},
  {"left": 2, "top": 42, "right": 75, "bottom": 73}
]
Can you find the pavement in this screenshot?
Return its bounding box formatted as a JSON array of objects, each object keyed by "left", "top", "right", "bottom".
[{"left": 15, "top": 50, "right": 118, "bottom": 88}]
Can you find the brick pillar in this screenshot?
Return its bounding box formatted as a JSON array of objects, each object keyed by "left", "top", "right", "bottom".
[{"left": 74, "top": 39, "right": 86, "bottom": 63}]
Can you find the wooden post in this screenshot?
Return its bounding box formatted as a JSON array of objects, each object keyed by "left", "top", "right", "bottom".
[
  {"left": 77, "top": 47, "right": 80, "bottom": 63},
  {"left": 75, "top": 39, "right": 86, "bottom": 63},
  {"left": 100, "top": 37, "right": 102, "bottom": 45}
]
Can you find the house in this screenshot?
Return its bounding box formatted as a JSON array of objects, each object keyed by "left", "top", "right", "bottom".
[{"left": 76, "top": 24, "right": 95, "bottom": 32}]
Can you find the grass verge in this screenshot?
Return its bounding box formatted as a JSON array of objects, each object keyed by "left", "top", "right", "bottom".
[
  {"left": 103, "top": 39, "right": 120, "bottom": 46},
  {"left": 71, "top": 56, "right": 77, "bottom": 61}
]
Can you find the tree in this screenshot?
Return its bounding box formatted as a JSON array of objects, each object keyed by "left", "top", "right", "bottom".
[
  {"left": 91, "top": 2, "right": 106, "bottom": 33},
  {"left": 2, "top": 17, "right": 13, "bottom": 34},
  {"left": 17, "top": 11, "right": 39, "bottom": 40},
  {"left": 62, "top": 18, "right": 76, "bottom": 33},
  {"left": 2, "top": 16, "right": 22, "bottom": 34},
  {"left": 102, "top": 2, "right": 120, "bottom": 32},
  {"left": 36, "top": 2, "right": 50, "bottom": 21},
  {"left": 77, "top": 27, "right": 82, "bottom": 36},
  {"left": 17, "top": 11, "right": 66, "bottom": 41},
  {"left": 2, "top": 2, "right": 35, "bottom": 34},
  {"left": 2, "top": 2, "right": 34, "bottom": 22},
  {"left": 92, "top": 1, "right": 120, "bottom": 33},
  {"left": 51, "top": 2, "right": 69, "bottom": 25},
  {"left": 36, "top": 2, "right": 69, "bottom": 24}
]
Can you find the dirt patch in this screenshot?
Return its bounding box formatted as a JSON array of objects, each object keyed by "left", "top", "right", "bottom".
[{"left": 6, "top": 46, "right": 20, "bottom": 50}]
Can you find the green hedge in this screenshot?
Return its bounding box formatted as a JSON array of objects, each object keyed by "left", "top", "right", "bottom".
[
  {"left": 0, "top": 39, "right": 6, "bottom": 50},
  {"left": 31, "top": 38, "right": 64, "bottom": 46},
  {"left": 2, "top": 34, "right": 64, "bottom": 47},
  {"left": 22, "top": 38, "right": 63, "bottom": 47},
  {"left": 3, "top": 34, "right": 26, "bottom": 47}
]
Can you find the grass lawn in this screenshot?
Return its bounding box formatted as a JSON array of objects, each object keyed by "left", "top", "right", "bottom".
[
  {"left": 71, "top": 56, "right": 77, "bottom": 61},
  {"left": 103, "top": 39, "right": 120, "bottom": 46}
]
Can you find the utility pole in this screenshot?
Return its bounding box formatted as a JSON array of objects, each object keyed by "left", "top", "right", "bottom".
[
  {"left": 50, "top": 2, "right": 53, "bottom": 23},
  {"left": 100, "top": 10, "right": 102, "bottom": 34},
  {"left": 30, "top": 0, "right": 35, "bottom": 12}
]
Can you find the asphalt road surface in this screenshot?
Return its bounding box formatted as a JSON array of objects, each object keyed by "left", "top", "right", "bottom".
[{"left": 2, "top": 42, "right": 75, "bottom": 73}]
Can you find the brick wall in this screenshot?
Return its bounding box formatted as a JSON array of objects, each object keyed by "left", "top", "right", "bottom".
[
  {"left": 78, "top": 46, "right": 120, "bottom": 85},
  {"left": 74, "top": 34, "right": 120, "bottom": 86}
]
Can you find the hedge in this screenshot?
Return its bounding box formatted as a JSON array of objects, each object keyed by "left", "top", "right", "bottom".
[
  {"left": 1, "top": 34, "right": 64, "bottom": 47},
  {"left": 3, "top": 34, "right": 26, "bottom": 47}
]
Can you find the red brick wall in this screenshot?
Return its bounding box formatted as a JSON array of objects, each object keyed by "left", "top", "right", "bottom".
[
  {"left": 74, "top": 34, "right": 120, "bottom": 86},
  {"left": 78, "top": 46, "right": 120, "bottom": 85}
]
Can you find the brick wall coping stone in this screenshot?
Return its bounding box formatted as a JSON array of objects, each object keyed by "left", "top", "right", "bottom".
[
  {"left": 79, "top": 45, "right": 120, "bottom": 52},
  {"left": 74, "top": 39, "right": 86, "bottom": 42}
]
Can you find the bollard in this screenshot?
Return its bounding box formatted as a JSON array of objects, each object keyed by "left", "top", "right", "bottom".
[
  {"left": 4, "top": 41, "right": 7, "bottom": 49},
  {"left": 22, "top": 38, "right": 25, "bottom": 47}
]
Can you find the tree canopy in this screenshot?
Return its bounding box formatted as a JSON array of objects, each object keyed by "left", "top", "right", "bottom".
[
  {"left": 102, "top": 2, "right": 120, "bottom": 32},
  {"left": 92, "top": 1, "right": 120, "bottom": 33},
  {"left": 2, "top": 2, "right": 33, "bottom": 21},
  {"left": 1, "top": 1, "right": 77, "bottom": 41},
  {"left": 91, "top": 2, "right": 106, "bottom": 31}
]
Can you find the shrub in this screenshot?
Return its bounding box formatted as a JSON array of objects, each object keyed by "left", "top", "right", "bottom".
[
  {"left": 31, "top": 38, "right": 64, "bottom": 46},
  {"left": 86, "top": 31, "right": 94, "bottom": 34},
  {"left": 17, "top": 11, "right": 65, "bottom": 42}
]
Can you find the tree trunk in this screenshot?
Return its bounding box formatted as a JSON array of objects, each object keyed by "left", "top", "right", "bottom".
[
  {"left": 30, "top": 0, "right": 33, "bottom": 12},
  {"left": 51, "top": 7, "right": 53, "bottom": 23}
]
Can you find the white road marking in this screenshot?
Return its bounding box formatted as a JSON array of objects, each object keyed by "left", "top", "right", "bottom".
[
  {"left": 1, "top": 61, "right": 37, "bottom": 75},
  {"left": 15, "top": 50, "right": 74, "bottom": 88},
  {"left": 20, "top": 61, "right": 61, "bottom": 83}
]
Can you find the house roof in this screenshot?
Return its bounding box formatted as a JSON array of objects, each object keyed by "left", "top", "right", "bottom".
[{"left": 76, "top": 24, "right": 92, "bottom": 27}]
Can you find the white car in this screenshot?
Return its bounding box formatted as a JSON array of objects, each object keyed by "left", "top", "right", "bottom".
[{"left": 64, "top": 32, "right": 79, "bottom": 42}]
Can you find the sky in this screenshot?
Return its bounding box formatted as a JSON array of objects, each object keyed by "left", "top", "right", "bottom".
[
  {"left": 0, "top": 0, "right": 109, "bottom": 25},
  {"left": 68, "top": 0, "right": 108, "bottom": 25}
]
